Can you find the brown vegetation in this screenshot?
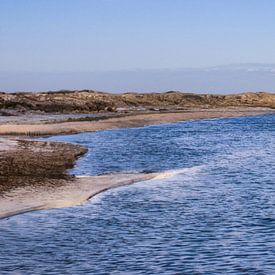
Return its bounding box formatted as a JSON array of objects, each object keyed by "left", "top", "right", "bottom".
[
  {"left": 0, "top": 139, "right": 87, "bottom": 193},
  {"left": 0, "top": 91, "right": 274, "bottom": 114}
]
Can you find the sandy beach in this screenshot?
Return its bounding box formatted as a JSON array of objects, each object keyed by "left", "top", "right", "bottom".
[{"left": 0, "top": 107, "right": 273, "bottom": 136}]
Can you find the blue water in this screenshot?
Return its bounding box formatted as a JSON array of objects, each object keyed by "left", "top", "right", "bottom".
[{"left": 0, "top": 115, "right": 274, "bottom": 274}]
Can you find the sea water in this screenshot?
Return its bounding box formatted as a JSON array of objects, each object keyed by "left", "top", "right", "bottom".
[{"left": 0, "top": 114, "right": 274, "bottom": 274}]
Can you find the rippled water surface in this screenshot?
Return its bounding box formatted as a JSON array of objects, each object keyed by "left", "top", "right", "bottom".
[{"left": 1, "top": 115, "right": 275, "bottom": 274}]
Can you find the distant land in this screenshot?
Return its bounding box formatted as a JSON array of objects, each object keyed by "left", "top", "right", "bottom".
[
  {"left": 1, "top": 64, "right": 275, "bottom": 93},
  {"left": 0, "top": 90, "right": 274, "bottom": 115}
]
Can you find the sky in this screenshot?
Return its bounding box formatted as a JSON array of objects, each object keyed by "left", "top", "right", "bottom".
[{"left": 0, "top": 0, "right": 275, "bottom": 92}]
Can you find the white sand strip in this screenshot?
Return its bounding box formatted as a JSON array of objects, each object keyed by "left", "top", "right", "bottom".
[{"left": 0, "top": 173, "right": 157, "bottom": 219}]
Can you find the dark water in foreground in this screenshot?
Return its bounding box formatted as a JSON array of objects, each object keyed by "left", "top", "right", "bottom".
[{"left": 0, "top": 115, "right": 274, "bottom": 274}]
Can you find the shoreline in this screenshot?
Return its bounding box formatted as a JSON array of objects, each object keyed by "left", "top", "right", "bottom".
[
  {"left": 0, "top": 107, "right": 273, "bottom": 136},
  {"left": 0, "top": 107, "right": 274, "bottom": 219}
]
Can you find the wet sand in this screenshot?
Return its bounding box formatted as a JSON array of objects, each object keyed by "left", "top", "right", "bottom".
[{"left": 0, "top": 173, "right": 158, "bottom": 219}]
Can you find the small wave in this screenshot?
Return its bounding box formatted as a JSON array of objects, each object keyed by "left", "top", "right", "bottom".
[{"left": 153, "top": 165, "right": 204, "bottom": 180}]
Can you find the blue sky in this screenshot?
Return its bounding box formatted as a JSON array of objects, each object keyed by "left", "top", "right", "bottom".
[{"left": 0, "top": 0, "right": 275, "bottom": 92}]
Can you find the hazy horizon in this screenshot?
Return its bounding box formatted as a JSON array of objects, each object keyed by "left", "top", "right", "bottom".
[
  {"left": 1, "top": 1, "right": 275, "bottom": 93},
  {"left": 1, "top": 63, "right": 275, "bottom": 94}
]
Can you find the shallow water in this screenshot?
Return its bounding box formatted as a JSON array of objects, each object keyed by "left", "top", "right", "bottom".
[{"left": 0, "top": 115, "right": 274, "bottom": 274}]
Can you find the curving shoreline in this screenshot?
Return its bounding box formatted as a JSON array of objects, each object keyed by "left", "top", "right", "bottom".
[
  {"left": 0, "top": 107, "right": 273, "bottom": 136},
  {"left": 0, "top": 173, "right": 158, "bottom": 219},
  {"left": 0, "top": 107, "right": 274, "bottom": 219}
]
